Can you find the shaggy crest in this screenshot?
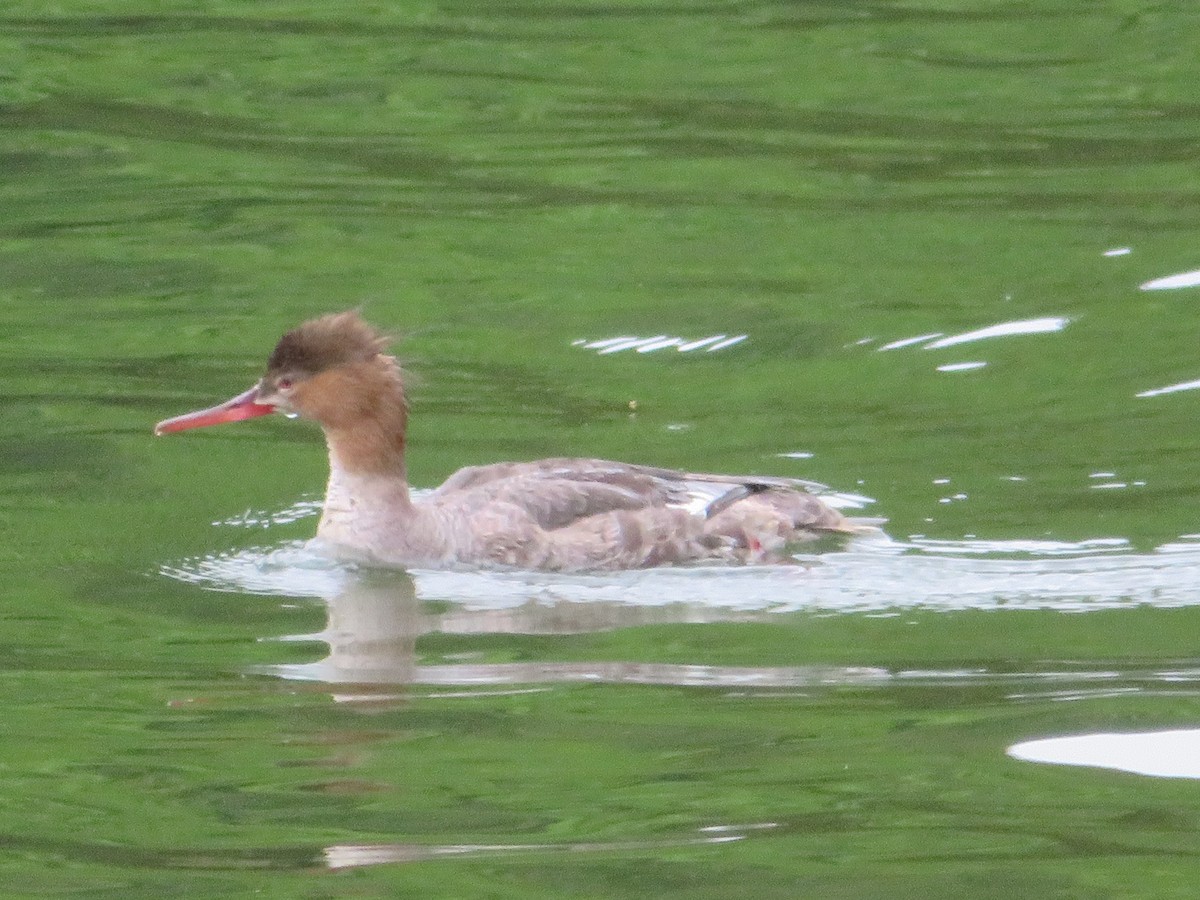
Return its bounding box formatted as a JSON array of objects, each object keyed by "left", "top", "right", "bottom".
[{"left": 266, "top": 311, "right": 390, "bottom": 376}]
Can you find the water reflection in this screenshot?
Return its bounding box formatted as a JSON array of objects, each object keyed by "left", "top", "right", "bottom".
[
  {"left": 877, "top": 331, "right": 944, "bottom": 351},
  {"left": 1136, "top": 377, "right": 1200, "bottom": 399},
  {"left": 877, "top": 316, "right": 1068, "bottom": 352},
  {"left": 163, "top": 554, "right": 1200, "bottom": 703},
  {"left": 1008, "top": 729, "right": 1200, "bottom": 779},
  {"left": 573, "top": 333, "right": 748, "bottom": 354},
  {"left": 151, "top": 524, "right": 1200, "bottom": 707},
  {"left": 1140, "top": 269, "right": 1200, "bottom": 291},
  {"left": 238, "top": 566, "right": 896, "bottom": 691},
  {"left": 922, "top": 317, "right": 1068, "bottom": 349},
  {"left": 324, "top": 824, "right": 764, "bottom": 870}
]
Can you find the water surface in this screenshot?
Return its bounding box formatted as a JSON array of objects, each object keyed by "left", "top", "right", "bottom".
[{"left": 5, "top": 1, "right": 1200, "bottom": 896}]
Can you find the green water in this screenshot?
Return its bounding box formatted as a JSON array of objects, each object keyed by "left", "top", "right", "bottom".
[{"left": 5, "top": 1, "right": 1200, "bottom": 896}]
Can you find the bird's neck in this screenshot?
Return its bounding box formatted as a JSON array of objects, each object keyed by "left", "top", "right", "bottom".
[
  {"left": 314, "top": 367, "right": 419, "bottom": 551},
  {"left": 317, "top": 434, "right": 417, "bottom": 558},
  {"left": 314, "top": 357, "right": 411, "bottom": 482},
  {"left": 323, "top": 412, "right": 410, "bottom": 484}
]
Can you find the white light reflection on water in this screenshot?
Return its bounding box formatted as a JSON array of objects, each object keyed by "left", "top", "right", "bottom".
[
  {"left": 212, "top": 498, "right": 323, "bottom": 529},
  {"left": 1136, "top": 377, "right": 1200, "bottom": 398},
  {"left": 677, "top": 334, "right": 732, "bottom": 352},
  {"left": 1008, "top": 730, "right": 1200, "bottom": 779},
  {"left": 704, "top": 334, "right": 748, "bottom": 351},
  {"left": 573, "top": 333, "right": 748, "bottom": 354},
  {"left": 922, "top": 317, "right": 1069, "bottom": 349},
  {"left": 578, "top": 317, "right": 1068, "bottom": 361},
  {"left": 877, "top": 332, "right": 944, "bottom": 351},
  {"left": 876, "top": 317, "right": 1068, "bottom": 360},
  {"left": 635, "top": 336, "right": 684, "bottom": 353},
  {"left": 1140, "top": 269, "right": 1200, "bottom": 291},
  {"left": 324, "top": 824, "right": 767, "bottom": 870}
]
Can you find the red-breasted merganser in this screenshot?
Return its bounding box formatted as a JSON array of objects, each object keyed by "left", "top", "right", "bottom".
[{"left": 155, "top": 312, "right": 867, "bottom": 570}]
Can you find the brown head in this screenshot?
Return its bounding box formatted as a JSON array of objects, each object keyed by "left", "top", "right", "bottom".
[
  {"left": 155, "top": 311, "right": 409, "bottom": 473},
  {"left": 257, "top": 311, "right": 405, "bottom": 427}
]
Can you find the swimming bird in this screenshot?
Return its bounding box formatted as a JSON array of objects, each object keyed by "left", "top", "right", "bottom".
[{"left": 155, "top": 312, "right": 868, "bottom": 570}]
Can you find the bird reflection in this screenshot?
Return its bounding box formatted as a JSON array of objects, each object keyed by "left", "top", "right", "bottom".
[
  {"left": 270, "top": 568, "right": 421, "bottom": 687},
  {"left": 261, "top": 566, "right": 891, "bottom": 699}
]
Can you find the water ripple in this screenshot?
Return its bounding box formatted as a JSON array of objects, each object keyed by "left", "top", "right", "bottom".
[{"left": 161, "top": 529, "right": 1200, "bottom": 614}]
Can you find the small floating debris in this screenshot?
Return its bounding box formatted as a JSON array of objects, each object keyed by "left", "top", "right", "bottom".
[
  {"left": 936, "top": 361, "right": 987, "bottom": 372},
  {"left": 1103, "top": 247, "right": 1132, "bottom": 257}
]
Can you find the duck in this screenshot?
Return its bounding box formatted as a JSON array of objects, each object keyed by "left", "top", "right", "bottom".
[{"left": 155, "top": 311, "right": 869, "bottom": 571}]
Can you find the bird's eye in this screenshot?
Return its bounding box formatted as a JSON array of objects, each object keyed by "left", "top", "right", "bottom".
[{"left": 277, "top": 377, "right": 294, "bottom": 391}]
